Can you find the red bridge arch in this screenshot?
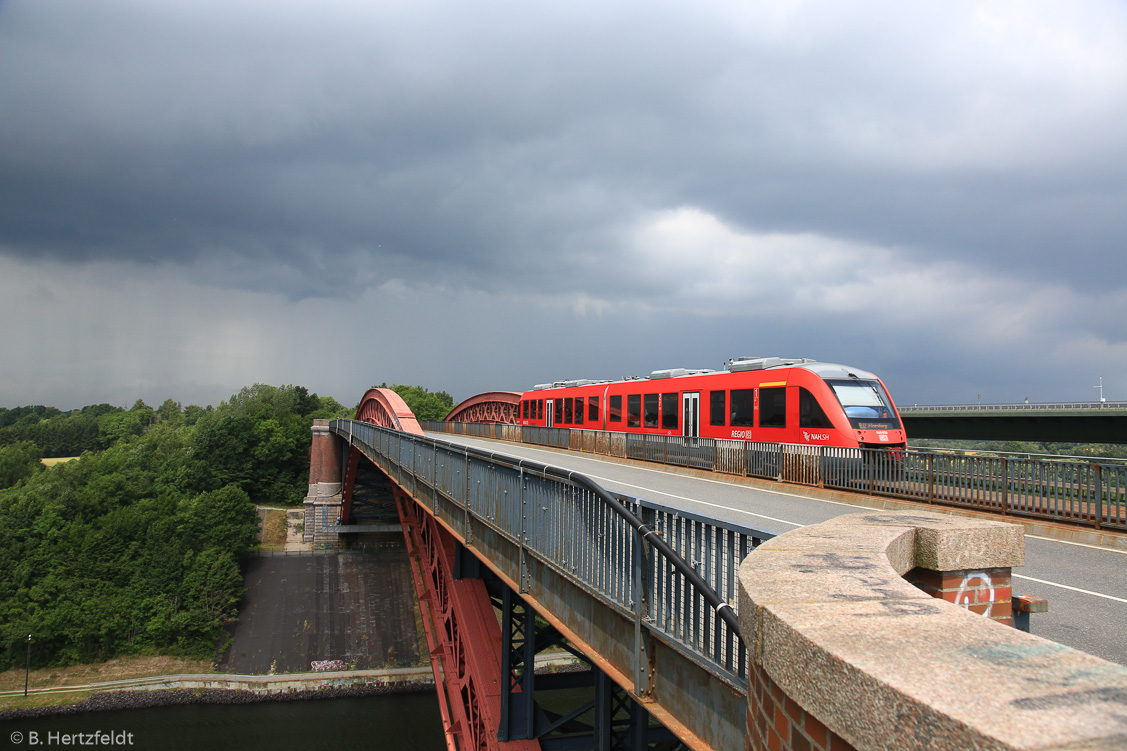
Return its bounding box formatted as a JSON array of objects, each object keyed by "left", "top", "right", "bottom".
[
  {"left": 355, "top": 387, "right": 424, "bottom": 436},
  {"left": 446, "top": 391, "right": 522, "bottom": 424}
]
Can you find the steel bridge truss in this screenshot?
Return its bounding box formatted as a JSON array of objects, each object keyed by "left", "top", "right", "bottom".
[
  {"left": 392, "top": 476, "right": 684, "bottom": 751},
  {"left": 334, "top": 419, "right": 774, "bottom": 751}
]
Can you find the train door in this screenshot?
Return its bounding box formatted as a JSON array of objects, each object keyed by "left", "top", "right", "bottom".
[
  {"left": 545, "top": 399, "right": 554, "bottom": 427},
  {"left": 682, "top": 392, "right": 700, "bottom": 438}
]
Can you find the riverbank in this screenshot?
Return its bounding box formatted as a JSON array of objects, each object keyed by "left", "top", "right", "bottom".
[
  {"left": 0, "top": 656, "right": 213, "bottom": 711},
  {"left": 0, "top": 667, "right": 436, "bottom": 722}
]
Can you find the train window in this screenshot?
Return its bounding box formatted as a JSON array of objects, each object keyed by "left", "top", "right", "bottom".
[
  {"left": 627, "top": 394, "right": 641, "bottom": 427},
  {"left": 589, "top": 396, "right": 599, "bottom": 422},
  {"left": 554, "top": 399, "right": 563, "bottom": 424},
  {"left": 575, "top": 396, "right": 584, "bottom": 424},
  {"left": 826, "top": 379, "right": 900, "bottom": 429},
  {"left": 709, "top": 390, "right": 726, "bottom": 426},
  {"left": 799, "top": 388, "right": 834, "bottom": 429},
  {"left": 522, "top": 401, "right": 529, "bottom": 419},
  {"left": 760, "top": 387, "right": 786, "bottom": 427},
  {"left": 643, "top": 394, "right": 659, "bottom": 428},
  {"left": 538, "top": 400, "right": 544, "bottom": 420},
  {"left": 661, "top": 393, "right": 678, "bottom": 429},
  {"left": 610, "top": 395, "right": 623, "bottom": 423},
  {"left": 730, "top": 389, "right": 755, "bottom": 427},
  {"left": 564, "top": 398, "right": 574, "bottom": 424}
]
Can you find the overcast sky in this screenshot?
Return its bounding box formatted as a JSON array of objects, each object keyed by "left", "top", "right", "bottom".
[{"left": 2, "top": 0, "right": 1125, "bottom": 411}]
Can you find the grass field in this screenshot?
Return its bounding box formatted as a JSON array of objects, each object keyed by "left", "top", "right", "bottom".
[
  {"left": 259, "top": 509, "right": 288, "bottom": 550},
  {"left": 0, "top": 655, "right": 212, "bottom": 710},
  {"left": 39, "top": 456, "right": 79, "bottom": 467}
]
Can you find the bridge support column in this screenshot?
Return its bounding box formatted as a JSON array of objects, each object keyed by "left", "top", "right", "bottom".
[{"left": 303, "top": 419, "right": 344, "bottom": 547}]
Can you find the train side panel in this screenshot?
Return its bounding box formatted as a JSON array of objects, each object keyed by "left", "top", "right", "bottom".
[{"left": 512, "top": 366, "right": 904, "bottom": 450}]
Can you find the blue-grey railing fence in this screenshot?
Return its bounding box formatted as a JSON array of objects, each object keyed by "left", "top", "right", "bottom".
[
  {"left": 421, "top": 421, "right": 1127, "bottom": 531},
  {"left": 333, "top": 419, "right": 775, "bottom": 689}
]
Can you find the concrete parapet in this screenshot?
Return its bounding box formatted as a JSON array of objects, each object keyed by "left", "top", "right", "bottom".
[{"left": 737, "top": 510, "right": 1127, "bottom": 750}]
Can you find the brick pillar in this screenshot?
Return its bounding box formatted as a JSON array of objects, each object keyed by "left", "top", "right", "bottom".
[
  {"left": 307, "top": 419, "right": 344, "bottom": 492},
  {"left": 303, "top": 420, "right": 343, "bottom": 547},
  {"left": 748, "top": 662, "right": 858, "bottom": 751},
  {"left": 905, "top": 566, "right": 1014, "bottom": 626}
]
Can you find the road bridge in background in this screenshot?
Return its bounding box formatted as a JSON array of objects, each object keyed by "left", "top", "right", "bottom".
[{"left": 900, "top": 401, "right": 1127, "bottom": 443}]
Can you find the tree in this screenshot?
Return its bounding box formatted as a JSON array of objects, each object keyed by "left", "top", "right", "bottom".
[
  {"left": 0, "top": 441, "right": 42, "bottom": 488},
  {"left": 181, "top": 485, "right": 258, "bottom": 554},
  {"left": 158, "top": 399, "right": 182, "bottom": 423},
  {"left": 0, "top": 382, "right": 355, "bottom": 668}
]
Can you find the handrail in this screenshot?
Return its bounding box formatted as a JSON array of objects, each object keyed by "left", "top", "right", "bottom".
[
  {"left": 419, "top": 420, "right": 1127, "bottom": 531},
  {"left": 333, "top": 419, "right": 744, "bottom": 639},
  {"left": 900, "top": 401, "right": 1127, "bottom": 412}
]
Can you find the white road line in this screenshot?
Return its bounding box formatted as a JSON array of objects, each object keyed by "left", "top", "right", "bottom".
[
  {"left": 434, "top": 434, "right": 1127, "bottom": 604},
  {"left": 580, "top": 472, "right": 803, "bottom": 530},
  {"left": 1025, "top": 534, "right": 1127, "bottom": 555},
  {"left": 460, "top": 438, "right": 1127, "bottom": 552},
  {"left": 1012, "top": 574, "right": 1127, "bottom": 604}
]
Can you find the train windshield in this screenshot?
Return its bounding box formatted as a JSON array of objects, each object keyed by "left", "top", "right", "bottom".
[{"left": 826, "top": 379, "right": 901, "bottom": 430}]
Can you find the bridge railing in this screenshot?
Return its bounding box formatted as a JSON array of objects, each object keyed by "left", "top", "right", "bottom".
[
  {"left": 334, "top": 419, "right": 775, "bottom": 689},
  {"left": 900, "top": 401, "right": 1127, "bottom": 412},
  {"left": 421, "top": 421, "right": 1127, "bottom": 531}
]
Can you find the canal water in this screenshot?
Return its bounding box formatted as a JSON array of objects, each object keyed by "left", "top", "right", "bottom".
[{"left": 2, "top": 692, "right": 446, "bottom": 751}]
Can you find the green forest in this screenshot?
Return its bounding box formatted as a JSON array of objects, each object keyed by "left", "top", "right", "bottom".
[
  {"left": 0, "top": 382, "right": 457, "bottom": 670},
  {"left": 0, "top": 385, "right": 350, "bottom": 669}
]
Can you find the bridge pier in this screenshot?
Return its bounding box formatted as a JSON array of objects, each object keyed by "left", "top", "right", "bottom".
[{"left": 303, "top": 419, "right": 344, "bottom": 547}]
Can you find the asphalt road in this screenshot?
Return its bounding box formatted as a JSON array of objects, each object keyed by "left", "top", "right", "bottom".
[{"left": 428, "top": 432, "right": 1127, "bottom": 667}]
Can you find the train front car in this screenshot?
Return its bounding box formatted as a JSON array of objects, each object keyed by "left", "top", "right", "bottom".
[{"left": 791, "top": 362, "right": 906, "bottom": 451}]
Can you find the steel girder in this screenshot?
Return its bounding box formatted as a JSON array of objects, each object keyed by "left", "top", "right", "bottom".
[
  {"left": 395, "top": 483, "right": 540, "bottom": 751},
  {"left": 495, "top": 583, "right": 685, "bottom": 751},
  {"left": 392, "top": 463, "right": 684, "bottom": 751},
  {"left": 446, "top": 391, "right": 522, "bottom": 424}
]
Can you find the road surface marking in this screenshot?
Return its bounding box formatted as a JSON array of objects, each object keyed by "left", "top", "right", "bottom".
[{"left": 1012, "top": 574, "right": 1127, "bottom": 604}]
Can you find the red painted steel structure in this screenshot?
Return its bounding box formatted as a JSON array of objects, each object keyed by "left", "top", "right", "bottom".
[
  {"left": 355, "top": 387, "right": 425, "bottom": 434},
  {"left": 396, "top": 487, "right": 539, "bottom": 751},
  {"left": 350, "top": 393, "right": 536, "bottom": 751},
  {"left": 446, "top": 391, "right": 521, "bottom": 424}
]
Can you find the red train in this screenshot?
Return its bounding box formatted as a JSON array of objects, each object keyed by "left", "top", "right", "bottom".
[{"left": 515, "top": 357, "right": 905, "bottom": 450}]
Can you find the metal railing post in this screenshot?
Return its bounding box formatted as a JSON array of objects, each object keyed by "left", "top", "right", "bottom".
[
  {"left": 519, "top": 464, "right": 529, "bottom": 593},
  {"left": 1000, "top": 456, "right": 1008, "bottom": 515},
  {"left": 1094, "top": 463, "right": 1104, "bottom": 530},
  {"left": 633, "top": 505, "right": 654, "bottom": 697}
]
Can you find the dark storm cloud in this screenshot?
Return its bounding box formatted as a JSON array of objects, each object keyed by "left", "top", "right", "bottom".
[
  {"left": 2, "top": 0, "right": 1126, "bottom": 409},
  {"left": 4, "top": 0, "right": 1123, "bottom": 303}
]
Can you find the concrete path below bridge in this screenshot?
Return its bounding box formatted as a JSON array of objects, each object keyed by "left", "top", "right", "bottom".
[{"left": 217, "top": 542, "right": 425, "bottom": 674}]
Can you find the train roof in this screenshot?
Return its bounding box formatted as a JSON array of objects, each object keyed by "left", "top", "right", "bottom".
[{"left": 529, "top": 358, "right": 881, "bottom": 391}]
